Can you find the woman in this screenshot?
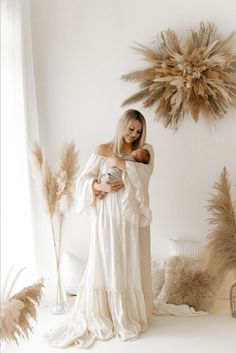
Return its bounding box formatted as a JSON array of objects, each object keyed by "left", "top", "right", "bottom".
[{"left": 45, "top": 109, "right": 154, "bottom": 348}]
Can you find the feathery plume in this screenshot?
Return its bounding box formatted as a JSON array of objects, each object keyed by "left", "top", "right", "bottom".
[
  {"left": 56, "top": 142, "right": 79, "bottom": 211},
  {"left": 122, "top": 22, "right": 236, "bottom": 129},
  {"left": 205, "top": 167, "right": 236, "bottom": 279},
  {"left": 0, "top": 276, "right": 44, "bottom": 344},
  {"left": 30, "top": 142, "right": 79, "bottom": 313}
]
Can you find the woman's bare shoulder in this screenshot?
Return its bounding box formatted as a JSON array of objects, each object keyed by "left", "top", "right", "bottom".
[{"left": 95, "top": 143, "right": 112, "bottom": 156}]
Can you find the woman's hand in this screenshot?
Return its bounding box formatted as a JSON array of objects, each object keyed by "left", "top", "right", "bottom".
[
  {"left": 101, "top": 178, "right": 124, "bottom": 193},
  {"left": 94, "top": 190, "right": 106, "bottom": 200},
  {"left": 93, "top": 178, "right": 124, "bottom": 194},
  {"left": 108, "top": 179, "right": 124, "bottom": 193}
]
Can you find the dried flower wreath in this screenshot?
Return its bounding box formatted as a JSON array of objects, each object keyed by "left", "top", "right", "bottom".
[{"left": 122, "top": 22, "right": 236, "bottom": 129}]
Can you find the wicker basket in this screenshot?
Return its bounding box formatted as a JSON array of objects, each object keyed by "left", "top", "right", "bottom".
[{"left": 230, "top": 282, "right": 236, "bottom": 318}]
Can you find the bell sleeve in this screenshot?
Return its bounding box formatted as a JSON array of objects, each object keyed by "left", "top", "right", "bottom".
[
  {"left": 122, "top": 143, "right": 154, "bottom": 227},
  {"left": 75, "top": 153, "right": 102, "bottom": 216}
]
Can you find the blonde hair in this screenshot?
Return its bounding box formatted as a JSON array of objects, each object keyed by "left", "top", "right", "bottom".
[{"left": 111, "top": 109, "right": 147, "bottom": 156}]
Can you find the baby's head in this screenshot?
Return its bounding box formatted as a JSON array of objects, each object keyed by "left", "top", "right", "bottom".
[{"left": 131, "top": 148, "right": 150, "bottom": 164}]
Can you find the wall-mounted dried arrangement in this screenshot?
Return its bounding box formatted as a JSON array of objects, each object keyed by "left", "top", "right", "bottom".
[{"left": 122, "top": 23, "right": 236, "bottom": 129}]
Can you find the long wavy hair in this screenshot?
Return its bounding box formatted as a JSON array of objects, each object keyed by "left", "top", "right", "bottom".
[{"left": 111, "top": 109, "right": 147, "bottom": 156}]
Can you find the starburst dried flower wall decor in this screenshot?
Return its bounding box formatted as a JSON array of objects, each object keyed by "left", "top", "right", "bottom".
[{"left": 122, "top": 23, "right": 236, "bottom": 129}]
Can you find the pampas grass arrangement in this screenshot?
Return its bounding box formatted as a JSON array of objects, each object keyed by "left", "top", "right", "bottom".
[
  {"left": 0, "top": 266, "right": 44, "bottom": 344},
  {"left": 122, "top": 22, "right": 236, "bottom": 129},
  {"left": 30, "top": 142, "right": 79, "bottom": 314},
  {"left": 206, "top": 167, "right": 236, "bottom": 280}
]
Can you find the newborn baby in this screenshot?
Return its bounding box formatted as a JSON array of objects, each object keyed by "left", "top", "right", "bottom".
[{"left": 95, "top": 147, "right": 150, "bottom": 199}]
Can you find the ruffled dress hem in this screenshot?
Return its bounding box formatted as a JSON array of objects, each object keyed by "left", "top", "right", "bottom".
[{"left": 44, "top": 287, "right": 152, "bottom": 349}]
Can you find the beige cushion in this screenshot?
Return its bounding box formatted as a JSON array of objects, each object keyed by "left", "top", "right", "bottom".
[{"left": 158, "top": 256, "right": 218, "bottom": 311}]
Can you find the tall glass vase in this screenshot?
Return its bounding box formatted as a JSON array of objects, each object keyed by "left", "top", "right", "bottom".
[
  {"left": 51, "top": 260, "right": 69, "bottom": 314},
  {"left": 50, "top": 214, "right": 70, "bottom": 315}
]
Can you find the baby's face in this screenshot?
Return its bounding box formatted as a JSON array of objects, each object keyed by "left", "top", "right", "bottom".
[
  {"left": 132, "top": 148, "right": 143, "bottom": 161},
  {"left": 132, "top": 148, "right": 150, "bottom": 164}
]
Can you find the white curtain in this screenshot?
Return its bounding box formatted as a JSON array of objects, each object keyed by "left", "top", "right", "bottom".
[{"left": 1, "top": 0, "right": 39, "bottom": 290}]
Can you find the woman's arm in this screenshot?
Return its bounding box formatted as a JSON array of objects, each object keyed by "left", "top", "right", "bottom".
[
  {"left": 75, "top": 153, "right": 101, "bottom": 213},
  {"left": 95, "top": 145, "right": 124, "bottom": 193}
]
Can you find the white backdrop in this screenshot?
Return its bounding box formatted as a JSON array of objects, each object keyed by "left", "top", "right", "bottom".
[{"left": 29, "top": 0, "right": 236, "bottom": 293}]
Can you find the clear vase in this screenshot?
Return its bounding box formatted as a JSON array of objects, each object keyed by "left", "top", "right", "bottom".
[{"left": 51, "top": 263, "right": 69, "bottom": 315}]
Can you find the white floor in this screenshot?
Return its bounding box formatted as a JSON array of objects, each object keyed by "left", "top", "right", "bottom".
[{"left": 2, "top": 298, "right": 235, "bottom": 353}]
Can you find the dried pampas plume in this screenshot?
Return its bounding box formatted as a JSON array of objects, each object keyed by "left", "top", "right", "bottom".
[
  {"left": 56, "top": 143, "right": 79, "bottom": 210},
  {"left": 30, "top": 142, "right": 79, "bottom": 217},
  {"left": 205, "top": 167, "right": 236, "bottom": 279},
  {"left": 0, "top": 267, "right": 44, "bottom": 344},
  {"left": 30, "top": 142, "right": 79, "bottom": 313},
  {"left": 122, "top": 22, "right": 236, "bottom": 129}
]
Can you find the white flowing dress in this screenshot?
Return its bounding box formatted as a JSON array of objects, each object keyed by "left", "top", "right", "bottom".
[{"left": 44, "top": 143, "right": 154, "bottom": 349}]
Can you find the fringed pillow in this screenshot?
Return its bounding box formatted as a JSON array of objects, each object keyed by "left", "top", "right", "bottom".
[{"left": 159, "top": 256, "right": 218, "bottom": 311}]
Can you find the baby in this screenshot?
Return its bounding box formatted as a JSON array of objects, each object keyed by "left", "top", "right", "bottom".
[{"left": 95, "top": 147, "right": 150, "bottom": 199}]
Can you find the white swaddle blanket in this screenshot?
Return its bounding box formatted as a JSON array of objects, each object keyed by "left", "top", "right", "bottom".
[{"left": 153, "top": 298, "right": 208, "bottom": 316}]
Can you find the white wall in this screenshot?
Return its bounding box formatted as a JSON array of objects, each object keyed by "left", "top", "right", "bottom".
[{"left": 29, "top": 0, "right": 236, "bottom": 290}]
